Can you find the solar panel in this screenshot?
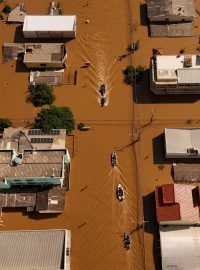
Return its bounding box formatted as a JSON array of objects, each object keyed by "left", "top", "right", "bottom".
[
  {"left": 28, "top": 130, "right": 60, "bottom": 136},
  {"left": 30, "top": 138, "right": 54, "bottom": 144}
]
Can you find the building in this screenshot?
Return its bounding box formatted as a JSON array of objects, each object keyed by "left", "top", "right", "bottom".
[
  {"left": 173, "top": 163, "right": 200, "bottom": 182},
  {"left": 0, "top": 128, "right": 70, "bottom": 189},
  {"left": 7, "top": 3, "right": 26, "bottom": 23},
  {"left": 147, "top": 0, "right": 196, "bottom": 37},
  {"left": 0, "top": 229, "right": 71, "bottom": 270},
  {"left": 151, "top": 54, "right": 200, "bottom": 94},
  {"left": 155, "top": 183, "right": 200, "bottom": 225},
  {"left": 159, "top": 225, "right": 200, "bottom": 270},
  {"left": 29, "top": 70, "right": 64, "bottom": 86},
  {"left": 23, "top": 15, "right": 76, "bottom": 39},
  {"left": 23, "top": 43, "right": 67, "bottom": 69},
  {"left": 0, "top": 186, "right": 65, "bottom": 213},
  {"left": 164, "top": 128, "right": 200, "bottom": 158}
]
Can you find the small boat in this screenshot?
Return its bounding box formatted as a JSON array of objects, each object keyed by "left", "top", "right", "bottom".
[
  {"left": 100, "top": 97, "right": 106, "bottom": 107},
  {"left": 116, "top": 184, "right": 125, "bottom": 201},
  {"left": 99, "top": 84, "right": 106, "bottom": 97},
  {"left": 124, "top": 233, "right": 131, "bottom": 250},
  {"left": 111, "top": 151, "right": 117, "bottom": 167}
]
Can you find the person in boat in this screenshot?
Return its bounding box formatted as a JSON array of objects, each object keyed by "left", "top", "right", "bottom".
[{"left": 99, "top": 84, "right": 106, "bottom": 96}]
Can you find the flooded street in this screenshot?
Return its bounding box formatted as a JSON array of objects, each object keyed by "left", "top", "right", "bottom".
[
  {"left": 0, "top": 0, "right": 145, "bottom": 269},
  {"left": 1, "top": 0, "right": 200, "bottom": 268}
]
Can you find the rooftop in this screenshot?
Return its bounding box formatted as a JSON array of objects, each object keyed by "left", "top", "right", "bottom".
[
  {"left": 1, "top": 127, "right": 66, "bottom": 150},
  {"left": 0, "top": 186, "right": 65, "bottom": 213},
  {"left": 147, "top": 0, "right": 195, "bottom": 19},
  {"left": 156, "top": 55, "right": 200, "bottom": 82},
  {"left": 160, "top": 225, "right": 200, "bottom": 269},
  {"left": 0, "top": 229, "right": 71, "bottom": 270},
  {"left": 7, "top": 3, "right": 26, "bottom": 23},
  {"left": 23, "top": 43, "right": 66, "bottom": 63},
  {"left": 0, "top": 149, "right": 65, "bottom": 181},
  {"left": 23, "top": 15, "right": 76, "bottom": 32},
  {"left": 150, "top": 22, "right": 193, "bottom": 37},
  {"left": 173, "top": 163, "right": 200, "bottom": 182},
  {"left": 155, "top": 184, "right": 200, "bottom": 222},
  {"left": 165, "top": 128, "right": 200, "bottom": 157},
  {"left": 30, "top": 70, "right": 64, "bottom": 86}
]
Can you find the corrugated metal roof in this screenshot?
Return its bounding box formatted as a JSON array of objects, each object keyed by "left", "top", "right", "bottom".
[
  {"left": 147, "top": 0, "right": 195, "bottom": 19},
  {"left": 0, "top": 229, "right": 70, "bottom": 270},
  {"left": 173, "top": 163, "right": 200, "bottom": 182},
  {"left": 160, "top": 225, "right": 200, "bottom": 270},
  {"left": 178, "top": 68, "right": 200, "bottom": 84}
]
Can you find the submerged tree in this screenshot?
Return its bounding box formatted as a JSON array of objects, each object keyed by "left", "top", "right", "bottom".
[
  {"left": 29, "top": 83, "right": 55, "bottom": 107},
  {"left": 2, "top": 4, "right": 11, "bottom": 14},
  {"left": 0, "top": 118, "right": 12, "bottom": 132},
  {"left": 123, "top": 65, "right": 144, "bottom": 86},
  {"left": 34, "top": 106, "right": 75, "bottom": 134}
]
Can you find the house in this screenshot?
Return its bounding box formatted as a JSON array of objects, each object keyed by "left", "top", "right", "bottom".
[
  {"left": 159, "top": 225, "right": 200, "bottom": 270},
  {"left": 23, "top": 15, "right": 76, "bottom": 38},
  {"left": 164, "top": 128, "right": 200, "bottom": 158},
  {"left": 7, "top": 3, "right": 26, "bottom": 23},
  {"left": 151, "top": 54, "right": 200, "bottom": 94},
  {"left": 0, "top": 229, "right": 71, "bottom": 270},
  {"left": 173, "top": 163, "right": 200, "bottom": 182},
  {"left": 29, "top": 70, "right": 64, "bottom": 86},
  {"left": 23, "top": 43, "right": 67, "bottom": 68},
  {"left": 147, "top": 0, "right": 196, "bottom": 37},
  {"left": 0, "top": 186, "right": 65, "bottom": 213},
  {"left": 155, "top": 183, "right": 200, "bottom": 225},
  {"left": 0, "top": 128, "right": 70, "bottom": 189}
]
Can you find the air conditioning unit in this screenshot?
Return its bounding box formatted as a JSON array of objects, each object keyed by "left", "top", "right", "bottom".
[{"left": 187, "top": 148, "right": 198, "bottom": 156}]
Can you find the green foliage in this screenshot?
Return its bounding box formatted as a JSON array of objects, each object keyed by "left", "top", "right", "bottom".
[
  {"left": 34, "top": 106, "right": 75, "bottom": 134},
  {"left": 128, "top": 40, "right": 140, "bottom": 52},
  {"left": 77, "top": 122, "right": 85, "bottom": 130},
  {"left": 2, "top": 5, "right": 11, "bottom": 14},
  {"left": 29, "top": 83, "right": 55, "bottom": 107},
  {"left": 123, "top": 65, "right": 144, "bottom": 85},
  {"left": 196, "top": 46, "right": 200, "bottom": 52},
  {"left": 179, "top": 48, "right": 185, "bottom": 54},
  {"left": 0, "top": 118, "right": 12, "bottom": 132},
  {"left": 0, "top": 0, "right": 4, "bottom": 4}
]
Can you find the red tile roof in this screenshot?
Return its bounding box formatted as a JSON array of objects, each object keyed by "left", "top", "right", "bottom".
[
  {"left": 162, "top": 184, "right": 175, "bottom": 204},
  {"left": 155, "top": 186, "right": 181, "bottom": 222},
  {"left": 155, "top": 184, "right": 200, "bottom": 222}
]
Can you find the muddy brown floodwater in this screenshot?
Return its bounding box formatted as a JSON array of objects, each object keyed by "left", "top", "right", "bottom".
[
  {"left": 1, "top": 0, "right": 200, "bottom": 269},
  {"left": 0, "top": 0, "right": 145, "bottom": 270}
]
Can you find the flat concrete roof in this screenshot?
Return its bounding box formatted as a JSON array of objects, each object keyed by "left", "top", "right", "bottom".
[
  {"left": 23, "top": 43, "right": 66, "bottom": 63},
  {"left": 160, "top": 225, "right": 200, "bottom": 270},
  {"left": 156, "top": 55, "right": 200, "bottom": 81},
  {"left": 165, "top": 128, "right": 200, "bottom": 156},
  {"left": 23, "top": 15, "right": 76, "bottom": 32},
  {"left": 0, "top": 229, "right": 71, "bottom": 270}
]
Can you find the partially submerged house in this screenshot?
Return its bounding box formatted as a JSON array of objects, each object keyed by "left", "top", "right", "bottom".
[
  {"left": 173, "top": 163, "right": 200, "bottom": 182},
  {"left": 7, "top": 3, "right": 26, "bottom": 23},
  {"left": 147, "top": 0, "right": 196, "bottom": 37},
  {"left": 0, "top": 229, "right": 71, "bottom": 270},
  {"left": 151, "top": 54, "right": 200, "bottom": 94},
  {"left": 0, "top": 128, "right": 71, "bottom": 213},
  {"left": 155, "top": 183, "right": 200, "bottom": 225},
  {"left": 23, "top": 15, "right": 76, "bottom": 38},
  {"left": 23, "top": 43, "right": 67, "bottom": 68},
  {"left": 30, "top": 70, "right": 64, "bottom": 86},
  {"left": 164, "top": 128, "right": 200, "bottom": 158}
]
